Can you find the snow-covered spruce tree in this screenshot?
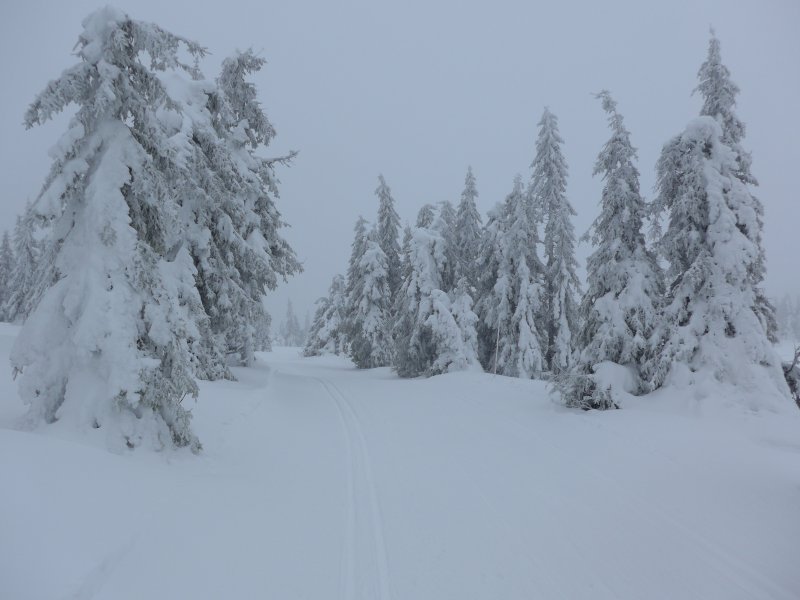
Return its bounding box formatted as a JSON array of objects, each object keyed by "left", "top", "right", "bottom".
[
  {"left": 433, "top": 200, "right": 458, "bottom": 292},
  {"left": 530, "top": 108, "right": 580, "bottom": 374},
  {"left": 0, "top": 231, "right": 14, "bottom": 320},
  {"left": 647, "top": 117, "right": 787, "bottom": 405},
  {"left": 475, "top": 176, "right": 545, "bottom": 377},
  {"left": 344, "top": 215, "right": 369, "bottom": 344},
  {"left": 13, "top": 7, "right": 208, "bottom": 451},
  {"left": 165, "top": 49, "right": 300, "bottom": 368},
  {"left": 304, "top": 298, "right": 331, "bottom": 357},
  {"left": 562, "top": 92, "right": 663, "bottom": 410},
  {"left": 304, "top": 274, "right": 348, "bottom": 356},
  {"left": 4, "top": 205, "right": 41, "bottom": 323},
  {"left": 393, "top": 220, "right": 479, "bottom": 377},
  {"left": 375, "top": 175, "right": 402, "bottom": 300},
  {"left": 454, "top": 166, "right": 483, "bottom": 290},
  {"left": 474, "top": 203, "right": 504, "bottom": 368},
  {"left": 348, "top": 228, "right": 394, "bottom": 368},
  {"left": 253, "top": 302, "right": 273, "bottom": 352},
  {"left": 280, "top": 300, "right": 304, "bottom": 346},
  {"left": 415, "top": 204, "right": 436, "bottom": 228},
  {"left": 400, "top": 224, "right": 413, "bottom": 282},
  {"left": 775, "top": 294, "right": 800, "bottom": 343},
  {"left": 695, "top": 30, "right": 776, "bottom": 343}
]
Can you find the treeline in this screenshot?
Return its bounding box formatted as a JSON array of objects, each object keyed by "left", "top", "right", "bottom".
[
  {"left": 7, "top": 8, "right": 300, "bottom": 451},
  {"left": 305, "top": 32, "right": 789, "bottom": 410}
]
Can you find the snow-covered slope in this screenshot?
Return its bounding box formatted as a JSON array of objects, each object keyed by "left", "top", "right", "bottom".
[{"left": 1, "top": 324, "right": 799, "bottom": 599}]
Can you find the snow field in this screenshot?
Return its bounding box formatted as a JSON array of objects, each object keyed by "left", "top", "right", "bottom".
[{"left": 1, "top": 325, "right": 799, "bottom": 599}]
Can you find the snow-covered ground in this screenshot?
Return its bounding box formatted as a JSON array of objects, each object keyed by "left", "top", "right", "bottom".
[{"left": 1, "top": 322, "right": 799, "bottom": 600}]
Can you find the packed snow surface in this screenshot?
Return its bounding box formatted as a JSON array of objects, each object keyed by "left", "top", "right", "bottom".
[{"left": 1, "top": 323, "right": 799, "bottom": 599}]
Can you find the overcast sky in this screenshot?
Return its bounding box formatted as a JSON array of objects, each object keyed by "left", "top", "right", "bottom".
[{"left": 1, "top": 0, "right": 798, "bottom": 323}]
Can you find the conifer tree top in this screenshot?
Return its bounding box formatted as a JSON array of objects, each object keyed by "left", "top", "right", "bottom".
[
  {"left": 693, "top": 29, "right": 755, "bottom": 184},
  {"left": 695, "top": 30, "right": 743, "bottom": 143},
  {"left": 461, "top": 166, "right": 478, "bottom": 205},
  {"left": 25, "top": 6, "right": 206, "bottom": 129},
  {"left": 531, "top": 108, "right": 569, "bottom": 213}
]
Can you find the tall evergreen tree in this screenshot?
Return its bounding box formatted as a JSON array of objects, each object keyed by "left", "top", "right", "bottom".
[
  {"left": 344, "top": 215, "right": 369, "bottom": 342},
  {"left": 4, "top": 204, "right": 41, "bottom": 323},
  {"left": 476, "top": 176, "right": 545, "bottom": 378},
  {"left": 454, "top": 166, "right": 483, "bottom": 289},
  {"left": 415, "top": 204, "right": 436, "bottom": 228},
  {"left": 530, "top": 108, "right": 580, "bottom": 373},
  {"left": 648, "top": 117, "right": 786, "bottom": 404},
  {"left": 393, "top": 220, "right": 479, "bottom": 377},
  {"left": 280, "top": 299, "right": 304, "bottom": 346},
  {"left": 695, "top": 30, "right": 776, "bottom": 342},
  {"left": 304, "top": 274, "right": 348, "bottom": 356},
  {"left": 13, "top": 7, "right": 207, "bottom": 451},
  {"left": 564, "top": 92, "right": 663, "bottom": 409},
  {"left": 169, "top": 49, "right": 300, "bottom": 369},
  {"left": 400, "top": 224, "right": 413, "bottom": 282},
  {"left": 375, "top": 175, "right": 402, "bottom": 300},
  {"left": 434, "top": 200, "right": 458, "bottom": 292},
  {"left": 348, "top": 228, "right": 394, "bottom": 368},
  {"left": 253, "top": 301, "right": 273, "bottom": 353},
  {"left": 0, "top": 231, "right": 14, "bottom": 321}
]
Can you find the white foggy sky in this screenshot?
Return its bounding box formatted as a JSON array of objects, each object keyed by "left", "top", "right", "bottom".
[{"left": 1, "top": 0, "right": 798, "bottom": 322}]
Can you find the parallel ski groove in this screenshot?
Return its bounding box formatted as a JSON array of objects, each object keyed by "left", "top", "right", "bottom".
[{"left": 316, "top": 377, "right": 393, "bottom": 600}]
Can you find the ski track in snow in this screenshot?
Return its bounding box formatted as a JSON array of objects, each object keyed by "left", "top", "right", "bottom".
[
  {"left": 64, "top": 536, "right": 136, "bottom": 600},
  {"left": 315, "top": 376, "right": 394, "bottom": 600},
  {"left": 2, "top": 337, "right": 799, "bottom": 600}
]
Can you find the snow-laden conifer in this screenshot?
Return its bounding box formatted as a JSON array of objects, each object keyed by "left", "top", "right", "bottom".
[
  {"left": 376, "top": 175, "right": 402, "bottom": 299},
  {"left": 4, "top": 204, "right": 41, "bottom": 323},
  {"left": 475, "top": 176, "right": 545, "bottom": 377},
  {"left": 166, "top": 49, "right": 300, "bottom": 368},
  {"left": 648, "top": 117, "right": 787, "bottom": 407},
  {"left": 344, "top": 215, "right": 369, "bottom": 342},
  {"left": 393, "top": 221, "right": 479, "bottom": 377},
  {"left": 695, "top": 30, "right": 776, "bottom": 342},
  {"left": 454, "top": 166, "right": 483, "bottom": 289},
  {"left": 400, "top": 224, "right": 413, "bottom": 282},
  {"left": 253, "top": 303, "right": 273, "bottom": 353},
  {"left": 13, "top": 7, "right": 206, "bottom": 451},
  {"left": 348, "top": 229, "right": 394, "bottom": 368},
  {"left": 433, "top": 200, "right": 458, "bottom": 292},
  {"left": 280, "top": 300, "right": 304, "bottom": 346},
  {"left": 0, "top": 232, "right": 14, "bottom": 320},
  {"left": 696, "top": 30, "right": 754, "bottom": 185},
  {"left": 564, "top": 92, "right": 663, "bottom": 409},
  {"left": 415, "top": 204, "right": 435, "bottom": 228},
  {"left": 530, "top": 108, "right": 580, "bottom": 373},
  {"left": 304, "top": 274, "right": 348, "bottom": 356}
]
